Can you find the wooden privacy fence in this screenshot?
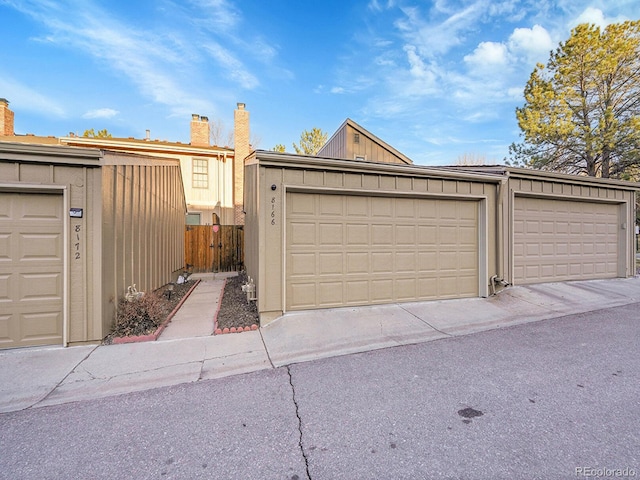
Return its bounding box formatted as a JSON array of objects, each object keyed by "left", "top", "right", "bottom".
[{"left": 185, "top": 225, "right": 244, "bottom": 273}]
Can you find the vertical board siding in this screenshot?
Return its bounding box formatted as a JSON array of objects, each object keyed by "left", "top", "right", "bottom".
[{"left": 102, "top": 159, "right": 186, "bottom": 329}]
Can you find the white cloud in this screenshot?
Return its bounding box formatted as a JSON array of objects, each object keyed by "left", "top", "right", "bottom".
[
  {"left": 0, "top": 75, "right": 66, "bottom": 117},
  {"left": 464, "top": 41, "right": 509, "bottom": 71},
  {"left": 570, "top": 7, "right": 628, "bottom": 29},
  {"left": 203, "top": 42, "right": 259, "bottom": 90},
  {"left": 368, "top": 0, "right": 396, "bottom": 12},
  {"left": 188, "top": 0, "right": 241, "bottom": 31},
  {"left": 508, "top": 24, "right": 554, "bottom": 64},
  {"left": 401, "top": 44, "right": 439, "bottom": 94},
  {"left": 82, "top": 108, "right": 119, "bottom": 119},
  {"left": 507, "top": 87, "right": 524, "bottom": 100}
]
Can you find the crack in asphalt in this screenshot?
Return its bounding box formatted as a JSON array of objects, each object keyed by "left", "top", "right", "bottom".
[{"left": 287, "top": 365, "right": 311, "bottom": 480}]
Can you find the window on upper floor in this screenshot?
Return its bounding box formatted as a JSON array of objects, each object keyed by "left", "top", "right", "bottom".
[
  {"left": 192, "top": 158, "right": 208, "bottom": 188},
  {"left": 186, "top": 212, "right": 201, "bottom": 225}
]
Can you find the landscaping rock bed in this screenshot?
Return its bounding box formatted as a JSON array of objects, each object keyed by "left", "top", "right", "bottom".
[
  {"left": 215, "top": 272, "right": 259, "bottom": 332},
  {"left": 103, "top": 272, "right": 259, "bottom": 344}
]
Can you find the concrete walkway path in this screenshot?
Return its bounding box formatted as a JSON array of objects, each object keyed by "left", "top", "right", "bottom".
[{"left": 1, "top": 275, "right": 639, "bottom": 414}]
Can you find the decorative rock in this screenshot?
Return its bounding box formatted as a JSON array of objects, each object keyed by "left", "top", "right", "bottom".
[
  {"left": 214, "top": 328, "right": 222, "bottom": 335},
  {"left": 251, "top": 324, "right": 259, "bottom": 330},
  {"left": 230, "top": 327, "right": 237, "bottom": 333},
  {"left": 222, "top": 327, "right": 229, "bottom": 334}
]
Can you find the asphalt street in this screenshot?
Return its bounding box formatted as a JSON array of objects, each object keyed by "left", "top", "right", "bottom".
[{"left": 1, "top": 303, "right": 638, "bottom": 480}]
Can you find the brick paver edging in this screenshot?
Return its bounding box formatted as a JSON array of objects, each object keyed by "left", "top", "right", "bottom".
[{"left": 213, "top": 278, "right": 259, "bottom": 335}]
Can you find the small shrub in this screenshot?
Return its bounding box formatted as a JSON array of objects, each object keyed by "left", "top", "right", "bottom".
[{"left": 113, "top": 291, "right": 170, "bottom": 337}]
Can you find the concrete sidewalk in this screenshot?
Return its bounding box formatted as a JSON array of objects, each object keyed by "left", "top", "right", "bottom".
[{"left": 1, "top": 275, "right": 639, "bottom": 414}]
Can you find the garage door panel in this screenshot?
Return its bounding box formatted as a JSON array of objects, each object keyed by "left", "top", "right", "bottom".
[
  {"left": 290, "top": 253, "right": 315, "bottom": 276},
  {"left": 439, "top": 226, "right": 459, "bottom": 245},
  {"left": 514, "top": 197, "right": 619, "bottom": 284},
  {"left": 346, "top": 224, "right": 368, "bottom": 245},
  {"left": 19, "top": 272, "right": 62, "bottom": 301},
  {"left": 371, "top": 197, "right": 392, "bottom": 217},
  {"left": 0, "top": 274, "right": 10, "bottom": 301},
  {"left": 0, "top": 192, "right": 63, "bottom": 348},
  {"left": 319, "top": 253, "right": 343, "bottom": 275},
  {"left": 21, "top": 311, "right": 62, "bottom": 340},
  {"left": 396, "top": 252, "right": 416, "bottom": 272},
  {"left": 396, "top": 225, "right": 416, "bottom": 245},
  {"left": 319, "top": 223, "right": 343, "bottom": 244},
  {"left": 0, "top": 233, "right": 10, "bottom": 259},
  {"left": 290, "top": 194, "right": 315, "bottom": 215},
  {"left": 371, "top": 279, "right": 394, "bottom": 302},
  {"left": 372, "top": 225, "right": 393, "bottom": 244},
  {"left": 395, "top": 278, "right": 416, "bottom": 300},
  {"left": 346, "top": 196, "right": 368, "bottom": 216},
  {"left": 418, "top": 225, "right": 438, "bottom": 244},
  {"left": 20, "top": 233, "right": 63, "bottom": 260},
  {"left": 0, "top": 315, "right": 23, "bottom": 348},
  {"left": 418, "top": 251, "right": 438, "bottom": 271},
  {"left": 289, "top": 283, "right": 316, "bottom": 308},
  {"left": 372, "top": 252, "right": 393, "bottom": 272},
  {"left": 346, "top": 281, "right": 369, "bottom": 303},
  {"left": 417, "top": 278, "right": 438, "bottom": 297},
  {"left": 347, "top": 252, "right": 368, "bottom": 273},
  {"left": 286, "top": 192, "right": 479, "bottom": 310},
  {"left": 417, "top": 202, "right": 437, "bottom": 219},
  {"left": 395, "top": 198, "right": 416, "bottom": 218},
  {"left": 290, "top": 222, "right": 316, "bottom": 246},
  {"left": 318, "top": 282, "right": 342, "bottom": 306},
  {"left": 460, "top": 202, "right": 478, "bottom": 220},
  {"left": 20, "top": 199, "right": 62, "bottom": 220}
]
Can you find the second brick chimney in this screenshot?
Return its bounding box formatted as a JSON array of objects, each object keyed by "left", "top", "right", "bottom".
[
  {"left": 233, "top": 103, "right": 250, "bottom": 225},
  {"left": 0, "top": 98, "right": 15, "bottom": 136},
  {"left": 190, "top": 114, "right": 210, "bottom": 147}
]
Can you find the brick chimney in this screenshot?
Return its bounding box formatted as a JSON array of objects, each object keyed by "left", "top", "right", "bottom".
[
  {"left": 0, "top": 98, "right": 15, "bottom": 136},
  {"left": 190, "top": 114, "right": 210, "bottom": 146},
  {"left": 233, "top": 103, "right": 250, "bottom": 225}
]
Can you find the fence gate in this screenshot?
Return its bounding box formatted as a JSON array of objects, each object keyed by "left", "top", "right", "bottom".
[{"left": 185, "top": 225, "right": 244, "bottom": 273}]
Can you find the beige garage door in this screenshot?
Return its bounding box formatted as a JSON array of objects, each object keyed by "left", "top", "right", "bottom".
[
  {"left": 0, "top": 192, "right": 64, "bottom": 349},
  {"left": 513, "top": 196, "right": 619, "bottom": 284},
  {"left": 286, "top": 192, "right": 479, "bottom": 310}
]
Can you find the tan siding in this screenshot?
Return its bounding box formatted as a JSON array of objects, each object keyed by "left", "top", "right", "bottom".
[
  {"left": 243, "top": 163, "right": 259, "bottom": 296},
  {"left": 0, "top": 148, "right": 103, "bottom": 347},
  {"left": 318, "top": 126, "right": 347, "bottom": 159},
  {"left": 508, "top": 176, "right": 635, "bottom": 283},
  {"left": 101, "top": 156, "right": 186, "bottom": 333},
  {"left": 251, "top": 158, "right": 498, "bottom": 322}
]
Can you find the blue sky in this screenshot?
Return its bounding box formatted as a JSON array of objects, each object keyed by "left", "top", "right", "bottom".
[{"left": 0, "top": 0, "right": 637, "bottom": 165}]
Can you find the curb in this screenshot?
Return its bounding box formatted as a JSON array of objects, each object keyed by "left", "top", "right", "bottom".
[
  {"left": 112, "top": 279, "right": 201, "bottom": 345},
  {"left": 213, "top": 278, "right": 259, "bottom": 335}
]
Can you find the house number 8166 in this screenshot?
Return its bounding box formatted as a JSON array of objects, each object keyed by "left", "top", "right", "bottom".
[{"left": 271, "top": 197, "right": 276, "bottom": 225}]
